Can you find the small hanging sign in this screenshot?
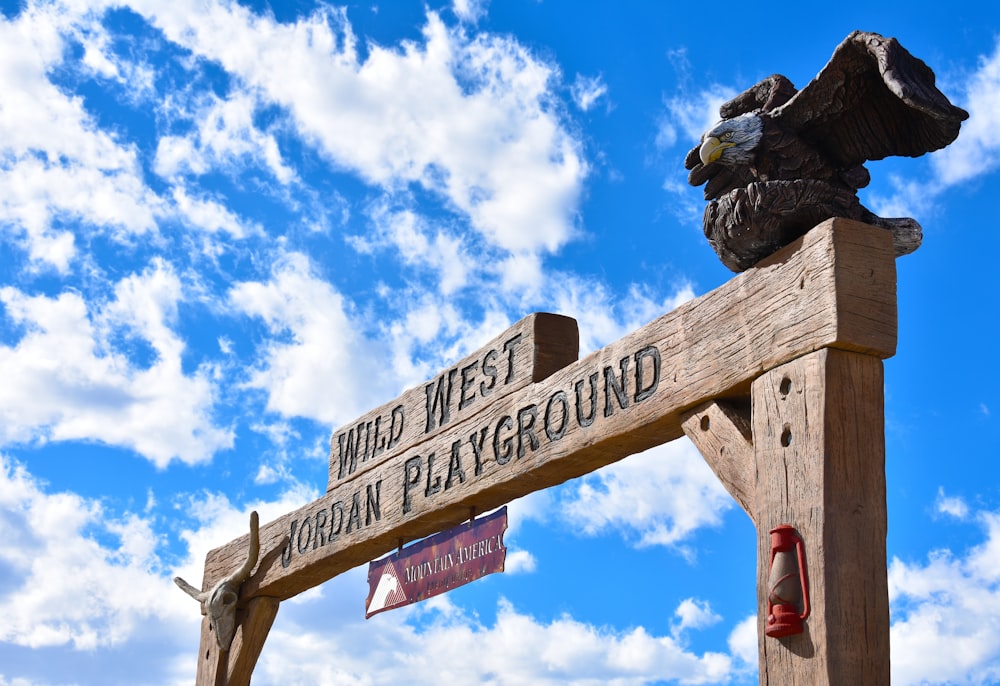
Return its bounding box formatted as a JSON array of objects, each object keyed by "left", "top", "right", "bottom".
[{"left": 365, "top": 507, "right": 507, "bottom": 618}]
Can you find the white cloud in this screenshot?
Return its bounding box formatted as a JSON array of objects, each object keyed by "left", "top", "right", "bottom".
[
  {"left": 381, "top": 293, "right": 521, "bottom": 395},
  {"left": 662, "top": 84, "right": 737, "bottom": 148},
  {"left": 504, "top": 549, "right": 537, "bottom": 574},
  {"left": 0, "top": 5, "right": 159, "bottom": 271},
  {"left": 889, "top": 508, "right": 1000, "bottom": 685},
  {"left": 355, "top": 203, "right": 471, "bottom": 295},
  {"left": 452, "top": 0, "right": 489, "bottom": 24},
  {"left": 726, "top": 614, "right": 758, "bottom": 670},
  {"left": 673, "top": 598, "right": 722, "bottom": 635},
  {"left": 661, "top": 173, "right": 706, "bottom": 226},
  {"left": 132, "top": 1, "right": 587, "bottom": 258},
  {"left": 866, "top": 172, "right": 937, "bottom": 221},
  {"left": 228, "top": 252, "right": 396, "bottom": 425},
  {"left": 0, "top": 454, "right": 194, "bottom": 652},
  {"left": 0, "top": 261, "right": 233, "bottom": 467},
  {"left": 550, "top": 276, "right": 695, "bottom": 355},
  {"left": 75, "top": 11, "right": 156, "bottom": 100},
  {"left": 169, "top": 185, "right": 260, "bottom": 239},
  {"left": 571, "top": 73, "right": 608, "bottom": 112},
  {"left": 497, "top": 251, "right": 545, "bottom": 294},
  {"left": 936, "top": 487, "right": 970, "bottom": 520},
  {"left": 932, "top": 38, "right": 1000, "bottom": 186},
  {"left": 254, "top": 597, "right": 735, "bottom": 685},
  {"left": 153, "top": 89, "right": 295, "bottom": 184},
  {"left": 0, "top": 456, "right": 332, "bottom": 685},
  {"left": 559, "top": 439, "right": 732, "bottom": 554},
  {"left": 505, "top": 489, "right": 553, "bottom": 537}
]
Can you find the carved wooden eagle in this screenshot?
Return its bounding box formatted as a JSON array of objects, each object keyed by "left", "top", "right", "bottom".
[{"left": 685, "top": 31, "right": 968, "bottom": 271}]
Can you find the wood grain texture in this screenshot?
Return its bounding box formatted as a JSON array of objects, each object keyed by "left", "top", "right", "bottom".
[
  {"left": 753, "top": 348, "right": 889, "bottom": 685},
  {"left": 226, "top": 596, "right": 280, "bottom": 686},
  {"left": 327, "top": 312, "right": 579, "bottom": 491},
  {"left": 200, "top": 219, "right": 897, "bottom": 607},
  {"left": 681, "top": 400, "right": 755, "bottom": 521},
  {"left": 195, "top": 615, "right": 226, "bottom": 686}
]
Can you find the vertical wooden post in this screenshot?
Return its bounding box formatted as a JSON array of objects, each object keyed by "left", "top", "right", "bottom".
[
  {"left": 752, "top": 348, "right": 889, "bottom": 684},
  {"left": 227, "top": 596, "right": 281, "bottom": 686},
  {"left": 195, "top": 615, "right": 226, "bottom": 686},
  {"left": 193, "top": 596, "right": 280, "bottom": 686}
]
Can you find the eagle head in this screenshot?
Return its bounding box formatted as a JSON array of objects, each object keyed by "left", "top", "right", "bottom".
[{"left": 698, "top": 113, "right": 763, "bottom": 166}]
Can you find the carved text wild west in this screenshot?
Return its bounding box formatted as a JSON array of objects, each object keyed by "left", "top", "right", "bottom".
[{"left": 283, "top": 319, "right": 662, "bottom": 569}]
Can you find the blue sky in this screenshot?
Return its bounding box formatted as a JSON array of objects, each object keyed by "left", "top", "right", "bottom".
[{"left": 0, "top": 0, "right": 998, "bottom": 684}]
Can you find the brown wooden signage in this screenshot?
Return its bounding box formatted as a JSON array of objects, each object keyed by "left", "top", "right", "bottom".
[
  {"left": 202, "top": 219, "right": 896, "bottom": 604},
  {"left": 191, "top": 219, "right": 899, "bottom": 686},
  {"left": 328, "top": 313, "right": 579, "bottom": 491}
]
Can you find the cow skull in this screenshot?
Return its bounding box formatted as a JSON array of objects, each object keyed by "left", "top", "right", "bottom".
[{"left": 175, "top": 511, "right": 261, "bottom": 651}]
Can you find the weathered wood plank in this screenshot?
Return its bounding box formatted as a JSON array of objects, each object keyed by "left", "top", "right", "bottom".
[
  {"left": 226, "top": 596, "right": 280, "bottom": 686},
  {"left": 681, "top": 400, "right": 755, "bottom": 521},
  {"left": 327, "top": 312, "right": 579, "bottom": 491},
  {"left": 753, "top": 348, "right": 889, "bottom": 685},
  {"left": 203, "top": 218, "right": 897, "bottom": 603},
  {"left": 195, "top": 615, "right": 226, "bottom": 686}
]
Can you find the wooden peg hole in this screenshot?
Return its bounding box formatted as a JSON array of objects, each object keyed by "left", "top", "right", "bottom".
[
  {"left": 700, "top": 415, "right": 710, "bottom": 431},
  {"left": 779, "top": 376, "right": 792, "bottom": 396},
  {"left": 781, "top": 425, "right": 793, "bottom": 447}
]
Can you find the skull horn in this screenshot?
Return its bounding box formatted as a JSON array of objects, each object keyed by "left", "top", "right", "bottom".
[
  {"left": 174, "top": 510, "right": 262, "bottom": 650},
  {"left": 226, "top": 510, "right": 260, "bottom": 587}
]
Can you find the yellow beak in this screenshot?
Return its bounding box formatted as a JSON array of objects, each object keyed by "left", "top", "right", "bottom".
[{"left": 699, "top": 136, "right": 733, "bottom": 165}]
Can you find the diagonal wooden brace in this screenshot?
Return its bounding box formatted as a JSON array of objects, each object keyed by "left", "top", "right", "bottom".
[{"left": 681, "top": 400, "right": 755, "bottom": 523}]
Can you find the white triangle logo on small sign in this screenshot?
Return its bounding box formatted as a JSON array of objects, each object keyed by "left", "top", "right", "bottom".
[{"left": 369, "top": 563, "right": 407, "bottom": 614}]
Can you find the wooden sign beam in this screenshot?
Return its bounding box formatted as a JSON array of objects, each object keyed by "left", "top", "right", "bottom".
[
  {"left": 202, "top": 218, "right": 894, "bottom": 597},
  {"left": 191, "top": 217, "right": 896, "bottom": 684},
  {"left": 326, "top": 312, "right": 580, "bottom": 492}
]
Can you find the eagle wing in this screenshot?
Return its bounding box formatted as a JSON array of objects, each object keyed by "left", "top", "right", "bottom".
[{"left": 772, "top": 31, "right": 968, "bottom": 168}]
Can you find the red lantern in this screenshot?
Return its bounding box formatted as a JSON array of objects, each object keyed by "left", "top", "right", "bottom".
[{"left": 765, "top": 525, "right": 810, "bottom": 638}]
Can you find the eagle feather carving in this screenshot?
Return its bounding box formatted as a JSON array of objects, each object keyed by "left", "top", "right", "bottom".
[{"left": 686, "top": 31, "right": 968, "bottom": 271}]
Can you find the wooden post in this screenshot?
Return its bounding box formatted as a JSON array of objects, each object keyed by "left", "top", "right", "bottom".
[
  {"left": 194, "top": 615, "right": 225, "bottom": 686},
  {"left": 753, "top": 348, "right": 889, "bottom": 684},
  {"left": 185, "top": 218, "right": 897, "bottom": 685},
  {"left": 680, "top": 217, "right": 896, "bottom": 685},
  {"left": 191, "top": 595, "right": 280, "bottom": 685},
  {"left": 684, "top": 349, "right": 892, "bottom": 685},
  {"left": 227, "top": 596, "right": 281, "bottom": 686}
]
